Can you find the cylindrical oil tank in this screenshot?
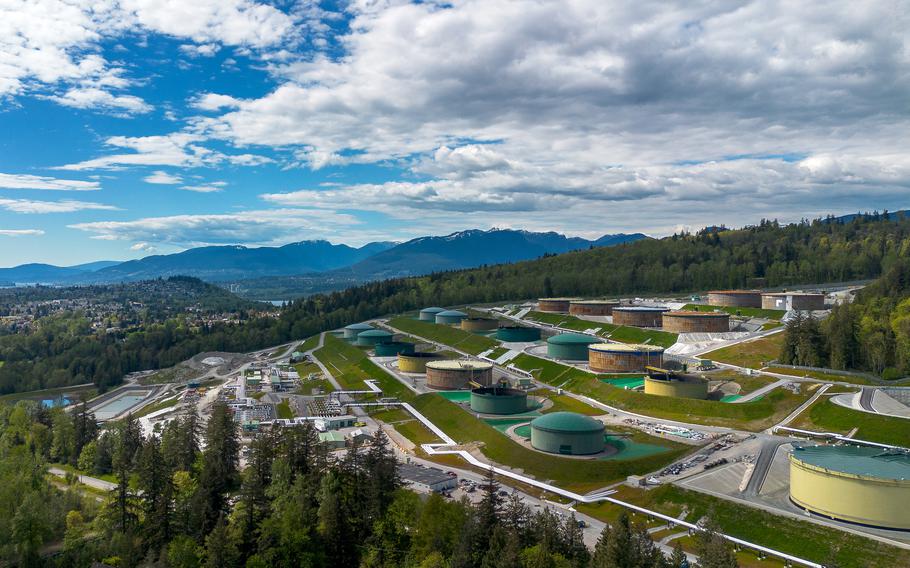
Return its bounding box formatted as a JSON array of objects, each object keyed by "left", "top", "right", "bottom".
[
  {"left": 398, "top": 352, "right": 444, "bottom": 373},
  {"left": 355, "top": 329, "right": 395, "bottom": 347},
  {"left": 470, "top": 387, "right": 529, "bottom": 415},
  {"left": 435, "top": 309, "right": 468, "bottom": 325},
  {"left": 643, "top": 374, "right": 709, "bottom": 399},
  {"left": 425, "top": 360, "right": 493, "bottom": 389},
  {"left": 761, "top": 292, "right": 826, "bottom": 311},
  {"left": 547, "top": 333, "right": 600, "bottom": 360},
  {"left": 789, "top": 445, "right": 910, "bottom": 530},
  {"left": 662, "top": 311, "right": 730, "bottom": 333},
  {"left": 569, "top": 300, "right": 621, "bottom": 316},
  {"left": 419, "top": 307, "right": 446, "bottom": 321},
  {"left": 588, "top": 343, "right": 664, "bottom": 373},
  {"left": 611, "top": 307, "right": 668, "bottom": 327},
  {"left": 496, "top": 326, "right": 542, "bottom": 342},
  {"left": 538, "top": 298, "right": 580, "bottom": 313},
  {"left": 374, "top": 341, "right": 415, "bottom": 356},
  {"left": 343, "top": 322, "right": 373, "bottom": 340},
  {"left": 530, "top": 412, "right": 605, "bottom": 455},
  {"left": 707, "top": 290, "right": 762, "bottom": 308},
  {"left": 461, "top": 317, "right": 498, "bottom": 332}
]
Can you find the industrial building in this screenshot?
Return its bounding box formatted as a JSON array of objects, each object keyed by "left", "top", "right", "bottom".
[
  {"left": 343, "top": 322, "right": 374, "bottom": 340},
  {"left": 435, "top": 309, "right": 468, "bottom": 325},
  {"left": 588, "top": 343, "right": 664, "bottom": 373},
  {"left": 470, "top": 386, "right": 529, "bottom": 415},
  {"left": 425, "top": 359, "right": 494, "bottom": 389},
  {"left": 398, "top": 352, "right": 445, "bottom": 373},
  {"left": 530, "top": 412, "right": 605, "bottom": 455},
  {"left": 419, "top": 307, "right": 446, "bottom": 321},
  {"left": 374, "top": 341, "right": 416, "bottom": 356},
  {"left": 569, "top": 299, "right": 621, "bottom": 316},
  {"left": 547, "top": 333, "right": 600, "bottom": 360},
  {"left": 643, "top": 368, "right": 709, "bottom": 399},
  {"left": 318, "top": 431, "right": 347, "bottom": 449},
  {"left": 661, "top": 310, "right": 730, "bottom": 333},
  {"left": 611, "top": 306, "right": 668, "bottom": 327},
  {"left": 398, "top": 464, "right": 457, "bottom": 493},
  {"left": 789, "top": 445, "right": 910, "bottom": 530},
  {"left": 355, "top": 329, "right": 395, "bottom": 347},
  {"left": 707, "top": 290, "right": 762, "bottom": 308},
  {"left": 537, "top": 297, "right": 581, "bottom": 313},
  {"left": 461, "top": 317, "right": 499, "bottom": 331},
  {"left": 762, "top": 292, "right": 826, "bottom": 311},
  {"left": 496, "top": 326, "right": 541, "bottom": 342}
]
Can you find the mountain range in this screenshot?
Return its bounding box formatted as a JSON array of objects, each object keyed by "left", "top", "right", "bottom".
[{"left": 0, "top": 229, "right": 647, "bottom": 288}]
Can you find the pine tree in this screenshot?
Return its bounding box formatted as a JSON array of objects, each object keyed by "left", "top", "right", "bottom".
[
  {"left": 137, "top": 435, "right": 174, "bottom": 554},
  {"left": 193, "top": 403, "right": 240, "bottom": 537},
  {"left": 204, "top": 515, "right": 239, "bottom": 568},
  {"left": 695, "top": 517, "right": 738, "bottom": 568},
  {"left": 669, "top": 542, "right": 688, "bottom": 568}
]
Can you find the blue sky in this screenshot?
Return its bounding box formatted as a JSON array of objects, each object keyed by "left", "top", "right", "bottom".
[{"left": 1, "top": 1, "right": 908, "bottom": 267}]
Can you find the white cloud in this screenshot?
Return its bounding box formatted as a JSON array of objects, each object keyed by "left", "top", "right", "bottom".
[
  {"left": 180, "top": 43, "right": 220, "bottom": 57},
  {"left": 0, "top": 173, "right": 100, "bottom": 191},
  {"left": 130, "top": 241, "right": 157, "bottom": 252},
  {"left": 144, "top": 171, "right": 184, "bottom": 185},
  {"left": 0, "top": 198, "right": 118, "bottom": 214},
  {"left": 46, "top": 87, "right": 152, "bottom": 114},
  {"left": 192, "top": 93, "right": 241, "bottom": 111},
  {"left": 69, "top": 208, "right": 360, "bottom": 247},
  {"left": 180, "top": 181, "right": 227, "bottom": 193},
  {"left": 0, "top": 229, "right": 44, "bottom": 237}
]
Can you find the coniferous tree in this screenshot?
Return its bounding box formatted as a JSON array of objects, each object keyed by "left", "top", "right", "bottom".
[
  {"left": 694, "top": 517, "right": 738, "bottom": 568},
  {"left": 137, "top": 435, "right": 174, "bottom": 554},
  {"left": 193, "top": 403, "right": 240, "bottom": 538}
]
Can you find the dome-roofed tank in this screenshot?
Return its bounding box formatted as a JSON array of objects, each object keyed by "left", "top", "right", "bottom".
[
  {"left": 374, "top": 341, "right": 415, "bottom": 356},
  {"left": 419, "top": 307, "right": 446, "bottom": 321},
  {"left": 435, "top": 309, "right": 468, "bottom": 325},
  {"left": 470, "top": 386, "right": 529, "bottom": 415},
  {"left": 547, "top": 333, "right": 599, "bottom": 360},
  {"left": 355, "top": 329, "right": 395, "bottom": 347},
  {"left": 496, "top": 326, "right": 541, "bottom": 342},
  {"left": 530, "top": 412, "right": 605, "bottom": 455},
  {"left": 343, "top": 322, "right": 374, "bottom": 340}
]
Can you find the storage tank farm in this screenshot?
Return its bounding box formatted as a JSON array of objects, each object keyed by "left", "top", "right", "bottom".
[
  {"left": 530, "top": 412, "right": 606, "bottom": 455},
  {"left": 398, "top": 352, "right": 444, "bottom": 373},
  {"left": 661, "top": 310, "right": 730, "bottom": 333},
  {"left": 707, "top": 290, "right": 762, "bottom": 308},
  {"left": 789, "top": 445, "right": 910, "bottom": 530},
  {"left": 343, "top": 322, "right": 374, "bottom": 340},
  {"left": 588, "top": 343, "right": 664, "bottom": 373},
  {"left": 419, "top": 307, "right": 446, "bottom": 321},
  {"left": 425, "top": 360, "right": 494, "bottom": 389},
  {"left": 569, "top": 299, "right": 620, "bottom": 316},
  {"left": 374, "top": 341, "right": 415, "bottom": 356},
  {"left": 537, "top": 297, "right": 581, "bottom": 313},
  {"left": 611, "top": 306, "right": 668, "bottom": 327},
  {"left": 355, "top": 329, "right": 395, "bottom": 347},
  {"left": 435, "top": 309, "right": 468, "bottom": 325},
  {"left": 461, "top": 317, "right": 498, "bottom": 332},
  {"left": 643, "top": 367, "right": 709, "bottom": 399},
  {"left": 470, "top": 386, "right": 529, "bottom": 415},
  {"left": 547, "top": 333, "right": 600, "bottom": 360},
  {"left": 496, "top": 326, "right": 541, "bottom": 342}
]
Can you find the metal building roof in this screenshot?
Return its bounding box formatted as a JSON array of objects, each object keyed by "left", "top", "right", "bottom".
[
  {"left": 791, "top": 445, "right": 910, "bottom": 481},
  {"left": 531, "top": 411, "right": 605, "bottom": 433},
  {"left": 547, "top": 332, "right": 599, "bottom": 345}
]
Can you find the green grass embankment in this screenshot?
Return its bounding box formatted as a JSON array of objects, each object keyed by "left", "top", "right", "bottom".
[
  {"left": 388, "top": 317, "right": 499, "bottom": 355},
  {"left": 524, "top": 311, "right": 678, "bottom": 347},
  {"left": 702, "top": 333, "right": 784, "bottom": 368},
  {"left": 682, "top": 304, "right": 787, "bottom": 320},
  {"left": 790, "top": 397, "right": 910, "bottom": 446}
]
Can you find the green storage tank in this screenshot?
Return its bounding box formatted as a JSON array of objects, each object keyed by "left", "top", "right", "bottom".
[
  {"left": 374, "top": 341, "right": 415, "bottom": 356},
  {"left": 470, "top": 387, "right": 529, "bottom": 415},
  {"left": 547, "top": 333, "right": 599, "bottom": 360},
  {"left": 343, "top": 322, "right": 374, "bottom": 340},
  {"left": 435, "top": 309, "right": 467, "bottom": 325},
  {"left": 496, "top": 326, "right": 541, "bottom": 342},
  {"left": 530, "top": 412, "right": 605, "bottom": 455},
  {"left": 419, "top": 307, "right": 446, "bottom": 321},
  {"left": 356, "top": 329, "right": 395, "bottom": 347}
]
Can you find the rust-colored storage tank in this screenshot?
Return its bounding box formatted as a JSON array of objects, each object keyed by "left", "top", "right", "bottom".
[
  {"left": 569, "top": 300, "right": 620, "bottom": 316},
  {"left": 425, "top": 360, "right": 494, "bottom": 390},
  {"left": 611, "top": 307, "right": 668, "bottom": 328},
  {"left": 662, "top": 311, "right": 730, "bottom": 333},
  {"left": 461, "top": 317, "right": 499, "bottom": 332},
  {"left": 588, "top": 343, "right": 664, "bottom": 372},
  {"left": 537, "top": 298, "right": 580, "bottom": 313},
  {"left": 707, "top": 290, "right": 762, "bottom": 308},
  {"left": 761, "top": 292, "right": 826, "bottom": 311}
]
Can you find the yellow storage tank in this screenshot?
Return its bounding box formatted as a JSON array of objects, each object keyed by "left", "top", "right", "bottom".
[{"left": 643, "top": 370, "right": 709, "bottom": 399}]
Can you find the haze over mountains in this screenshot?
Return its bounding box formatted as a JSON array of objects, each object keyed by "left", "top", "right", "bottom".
[{"left": 0, "top": 229, "right": 646, "bottom": 286}]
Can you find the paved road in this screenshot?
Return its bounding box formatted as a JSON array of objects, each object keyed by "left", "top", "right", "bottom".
[
  {"left": 48, "top": 467, "right": 117, "bottom": 492},
  {"left": 770, "top": 383, "right": 831, "bottom": 433},
  {"left": 733, "top": 377, "right": 789, "bottom": 403},
  {"left": 743, "top": 437, "right": 790, "bottom": 497},
  {"left": 859, "top": 387, "right": 876, "bottom": 412}
]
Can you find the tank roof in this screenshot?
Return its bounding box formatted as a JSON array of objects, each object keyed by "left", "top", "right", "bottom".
[
  {"left": 420, "top": 307, "right": 446, "bottom": 313},
  {"left": 464, "top": 316, "right": 496, "bottom": 321},
  {"left": 344, "top": 322, "right": 374, "bottom": 330},
  {"left": 539, "top": 297, "right": 582, "bottom": 301},
  {"left": 762, "top": 292, "right": 825, "bottom": 297},
  {"left": 547, "top": 333, "right": 600, "bottom": 345},
  {"left": 612, "top": 306, "right": 668, "bottom": 312},
  {"left": 436, "top": 309, "right": 467, "bottom": 317},
  {"left": 665, "top": 310, "right": 730, "bottom": 317},
  {"left": 400, "top": 352, "right": 443, "bottom": 359},
  {"left": 531, "top": 412, "right": 605, "bottom": 433},
  {"left": 426, "top": 359, "right": 493, "bottom": 370},
  {"left": 708, "top": 290, "right": 762, "bottom": 294},
  {"left": 589, "top": 343, "right": 664, "bottom": 353},
  {"left": 791, "top": 445, "right": 910, "bottom": 481},
  {"left": 569, "top": 299, "right": 620, "bottom": 304},
  {"left": 357, "top": 329, "right": 394, "bottom": 337}
]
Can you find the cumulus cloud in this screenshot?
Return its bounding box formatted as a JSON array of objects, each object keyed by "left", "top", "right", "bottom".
[
  {"left": 192, "top": 93, "right": 241, "bottom": 111},
  {"left": 130, "top": 242, "right": 157, "bottom": 252},
  {"left": 0, "top": 229, "right": 44, "bottom": 237},
  {"left": 46, "top": 87, "right": 152, "bottom": 115},
  {"left": 69, "top": 208, "right": 360, "bottom": 247},
  {"left": 180, "top": 181, "right": 227, "bottom": 193},
  {"left": 0, "top": 198, "right": 118, "bottom": 214},
  {"left": 144, "top": 171, "right": 184, "bottom": 185},
  {"left": 0, "top": 173, "right": 100, "bottom": 191}
]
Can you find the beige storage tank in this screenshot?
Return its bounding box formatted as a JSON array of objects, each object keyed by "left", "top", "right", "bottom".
[
  {"left": 425, "top": 360, "right": 494, "bottom": 390},
  {"left": 461, "top": 317, "right": 499, "bottom": 332},
  {"left": 398, "top": 352, "right": 444, "bottom": 373},
  {"left": 643, "top": 369, "right": 709, "bottom": 399},
  {"left": 588, "top": 343, "right": 664, "bottom": 373}
]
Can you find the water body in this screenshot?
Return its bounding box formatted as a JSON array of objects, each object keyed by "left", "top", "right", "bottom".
[
  {"left": 601, "top": 377, "right": 645, "bottom": 389},
  {"left": 93, "top": 392, "right": 151, "bottom": 421},
  {"left": 41, "top": 397, "right": 71, "bottom": 408}
]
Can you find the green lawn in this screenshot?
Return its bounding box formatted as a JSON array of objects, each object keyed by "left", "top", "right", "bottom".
[
  {"left": 543, "top": 394, "right": 603, "bottom": 416},
  {"left": 388, "top": 317, "right": 499, "bottom": 355},
  {"left": 394, "top": 419, "right": 443, "bottom": 445},
  {"left": 763, "top": 366, "right": 876, "bottom": 385},
  {"left": 276, "top": 400, "right": 294, "bottom": 419},
  {"left": 297, "top": 334, "right": 321, "bottom": 352},
  {"left": 577, "top": 484, "right": 910, "bottom": 568},
  {"left": 701, "top": 333, "right": 784, "bottom": 368},
  {"left": 790, "top": 397, "right": 910, "bottom": 446},
  {"left": 486, "top": 346, "right": 509, "bottom": 360},
  {"left": 524, "top": 311, "right": 678, "bottom": 347},
  {"left": 682, "top": 304, "right": 787, "bottom": 320},
  {"left": 132, "top": 395, "right": 179, "bottom": 418},
  {"left": 314, "top": 334, "right": 416, "bottom": 400},
  {"left": 411, "top": 393, "right": 688, "bottom": 492}
]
